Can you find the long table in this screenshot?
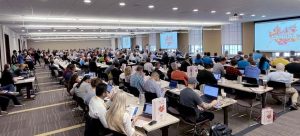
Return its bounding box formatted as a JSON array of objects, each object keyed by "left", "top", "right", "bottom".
[
  {"left": 125, "top": 91, "right": 179, "bottom": 135},
  {"left": 217, "top": 80, "right": 273, "bottom": 108},
  {"left": 14, "top": 77, "right": 36, "bottom": 99}
]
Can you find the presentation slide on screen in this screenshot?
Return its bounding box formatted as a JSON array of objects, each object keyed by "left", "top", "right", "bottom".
[
  {"left": 255, "top": 19, "right": 300, "bottom": 52},
  {"left": 122, "top": 37, "right": 131, "bottom": 48},
  {"left": 160, "top": 32, "right": 178, "bottom": 49}
]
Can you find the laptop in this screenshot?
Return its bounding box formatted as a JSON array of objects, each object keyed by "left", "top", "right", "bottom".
[
  {"left": 200, "top": 85, "right": 219, "bottom": 103},
  {"left": 140, "top": 103, "right": 152, "bottom": 118},
  {"left": 213, "top": 74, "right": 221, "bottom": 80},
  {"left": 167, "top": 80, "right": 178, "bottom": 89},
  {"left": 107, "top": 84, "right": 113, "bottom": 93}
]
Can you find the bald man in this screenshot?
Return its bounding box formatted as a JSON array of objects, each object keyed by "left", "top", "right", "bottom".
[{"left": 266, "top": 63, "right": 298, "bottom": 110}]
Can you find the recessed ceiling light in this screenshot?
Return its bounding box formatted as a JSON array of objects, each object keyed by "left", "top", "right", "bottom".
[
  {"left": 148, "top": 5, "right": 154, "bottom": 9},
  {"left": 226, "top": 12, "right": 231, "bottom": 15},
  {"left": 193, "top": 9, "right": 199, "bottom": 12},
  {"left": 172, "top": 7, "right": 178, "bottom": 11},
  {"left": 262, "top": 15, "right": 266, "bottom": 18},
  {"left": 81, "top": 30, "right": 84, "bottom": 32},
  {"left": 38, "top": 30, "right": 41, "bottom": 32},
  {"left": 67, "top": 30, "right": 71, "bottom": 32},
  {"left": 251, "top": 14, "right": 256, "bottom": 17},
  {"left": 83, "top": 0, "right": 91, "bottom": 4},
  {"left": 119, "top": 2, "right": 126, "bottom": 7},
  {"left": 21, "top": 29, "right": 25, "bottom": 32},
  {"left": 53, "top": 29, "right": 56, "bottom": 32},
  {"left": 239, "top": 13, "right": 245, "bottom": 16},
  {"left": 211, "top": 10, "right": 216, "bottom": 14}
]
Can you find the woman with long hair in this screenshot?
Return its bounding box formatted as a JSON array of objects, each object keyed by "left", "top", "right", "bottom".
[
  {"left": 258, "top": 55, "right": 270, "bottom": 74},
  {"left": 106, "top": 91, "right": 145, "bottom": 136}
]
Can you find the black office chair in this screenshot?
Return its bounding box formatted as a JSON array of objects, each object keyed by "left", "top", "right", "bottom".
[
  {"left": 224, "top": 74, "right": 238, "bottom": 81},
  {"left": 110, "top": 130, "right": 127, "bottom": 136},
  {"left": 242, "top": 76, "right": 259, "bottom": 85},
  {"left": 145, "top": 92, "right": 157, "bottom": 103},
  {"left": 178, "top": 104, "right": 210, "bottom": 136},
  {"left": 99, "top": 73, "right": 109, "bottom": 82},
  {"left": 165, "top": 91, "right": 180, "bottom": 116},
  {"left": 267, "top": 81, "right": 291, "bottom": 111},
  {"left": 143, "top": 70, "right": 150, "bottom": 76},
  {"left": 128, "top": 86, "right": 140, "bottom": 97},
  {"left": 174, "top": 80, "right": 185, "bottom": 85},
  {"left": 84, "top": 115, "right": 112, "bottom": 136}
]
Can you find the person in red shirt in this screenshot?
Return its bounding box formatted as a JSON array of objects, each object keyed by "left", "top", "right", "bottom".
[
  {"left": 170, "top": 62, "right": 188, "bottom": 86},
  {"left": 225, "top": 59, "right": 242, "bottom": 80}
]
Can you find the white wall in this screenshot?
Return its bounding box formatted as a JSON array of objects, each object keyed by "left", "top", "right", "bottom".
[{"left": 27, "top": 40, "right": 111, "bottom": 50}]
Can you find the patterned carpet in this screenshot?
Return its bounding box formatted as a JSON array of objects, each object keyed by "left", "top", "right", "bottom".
[{"left": 0, "top": 65, "right": 299, "bottom": 136}]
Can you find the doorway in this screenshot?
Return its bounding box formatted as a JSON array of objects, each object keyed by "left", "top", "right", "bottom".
[{"left": 4, "top": 34, "right": 11, "bottom": 64}]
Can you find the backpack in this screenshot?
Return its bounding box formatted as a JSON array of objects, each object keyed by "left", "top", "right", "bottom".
[{"left": 210, "top": 123, "right": 232, "bottom": 136}]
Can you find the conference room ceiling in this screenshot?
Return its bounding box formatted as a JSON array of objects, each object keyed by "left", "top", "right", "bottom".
[{"left": 1, "top": 0, "right": 300, "bottom": 41}]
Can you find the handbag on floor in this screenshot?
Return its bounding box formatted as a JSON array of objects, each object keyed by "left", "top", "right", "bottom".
[{"left": 210, "top": 123, "right": 232, "bottom": 136}]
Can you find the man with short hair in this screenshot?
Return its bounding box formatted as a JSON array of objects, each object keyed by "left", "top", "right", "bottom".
[
  {"left": 86, "top": 83, "right": 110, "bottom": 136},
  {"left": 266, "top": 63, "right": 299, "bottom": 110},
  {"left": 212, "top": 57, "right": 226, "bottom": 76},
  {"left": 244, "top": 60, "right": 261, "bottom": 79},
  {"left": 180, "top": 77, "right": 217, "bottom": 122},
  {"left": 144, "top": 72, "right": 166, "bottom": 98},
  {"left": 130, "top": 65, "right": 145, "bottom": 93},
  {"left": 144, "top": 58, "right": 154, "bottom": 72}
]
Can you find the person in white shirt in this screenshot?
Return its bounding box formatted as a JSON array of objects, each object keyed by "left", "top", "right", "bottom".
[
  {"left": 144, "top": 58, "right": 153, "bottom": 72},
  {"left": 73, "top": 75, "right": 92, "bottom": 100},
  {"left": 85, "top": 83, "right": 111, "bottom": 136},
  {"left": 266, "top": 63, "right": 299, "bottom": 110},
  {"left": 106, "top": 91, "right": 145, "bottom": 136}
]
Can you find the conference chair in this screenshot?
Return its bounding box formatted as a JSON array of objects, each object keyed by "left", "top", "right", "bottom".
[
  {"left": 128, "top": 86, "right": 140, "bottom": 97},
  {"left": 178, "top": 104, "right": 210, "bottom": 136},
  {"left": 165, "top": 91, "right": 180, "bottom": 116},
  {"left": 144, "top": 92, "right": 157, "bottom": 103},
  {"left": 267, "top": 81, "right": 291, "bottom": 111},
  {"left": 143, "top": 70, "right": 150, "bottom": 76},
  {"left": 84, "top": 115, "right": 112, "bottom": 136}
]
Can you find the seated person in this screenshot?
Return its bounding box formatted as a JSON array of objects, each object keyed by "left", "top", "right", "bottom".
[
  {"left": 89, "top": 57, "right": 98, "bottom": 73},
  {"left": 244, "top": 60, "right": 261, "bottom": 79},
  {"left": 106, "top": 91, "right": 145, "bottom": 136},
  {"left": 0, "top": 64, "right": 16, "bottom": 92},
  {"left": 202, "top": 53, "right": 213, "bottom": 66},
  {"left": 130, "top": 65, "right": 145, "bottom": 93},
  {"left": 153, "top": 62, "right": 165, "bottom": 80},
  {"left": 14, "top": 64, "right": 29, "bottom": 77},
  {"left": 285, "top": 61, "right": 300, "bottom": 74},
  {"left": 271, "top": 52, "right": 289, "bottom": 66},
  {"left": 85, "top": 83, "right": 110, "bottom": 136},
  {"left": 170, "top": 62, "right": 188, "bottom": 86},
  {"left": 212, "top": 57, "right": 226, "bottom": 76},
  {"left": 110, "top": 63, "right": 123, "bottom": 85},
  {"left": 144, "top": 58, "right": 153, "bottom": 72},
  {"left": 63, "top": 64, "right": 76, "bottom": 82},
  {"left": 84, "top": 78, "right": 102, "bottom": 104},
  {"left": 180, "top": 77, "right": 217, "bottom": 122},
  {"left": 225, "top": 59, "right": 242, "bottom": 79},
  {"left": 120, "top": 66, "right": 131, "bottom": 83},
  {"left": 69, "top": 74, "right": 80, "bottom": 95},
  {"left": 144, "top": 72, "right": 166, "bottom": 98},
  {"left": 73, "top": 75, "right": 92, "bottom": 99},
  {"left": 104, "top": 62, "right": 115, "bottom": 74},
  {"left": 180, "top": 54, "right": 192, "bottom": 72},
  {"left": 237, "top": 57, "right": 250, "bottom": 69},
  {"left": 258, "top": 56, "right": 270, "bottom": 74},
  {"left": 197, "top": 64, "right": 218, "bottom": 86},
  {"left": 118, "top": 55, "right": 127, "bottom": 66},
  {"left": 194, "top": 54, "right": 203, "bottom": 66},
  {"left": 266, "top": 63, "right": 298, "bottom": 110}
]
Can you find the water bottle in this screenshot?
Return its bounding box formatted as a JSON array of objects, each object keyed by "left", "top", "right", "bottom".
[{"left": 139, "top": 93, "right": 145, "bottom": 105}]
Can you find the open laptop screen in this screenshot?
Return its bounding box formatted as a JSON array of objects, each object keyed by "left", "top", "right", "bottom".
[
  {"left": 203, "top": 85, "right": 219, "bottom": 98},
  {"left": 143, "top": 103, "right": 152, "bottom": 115}
]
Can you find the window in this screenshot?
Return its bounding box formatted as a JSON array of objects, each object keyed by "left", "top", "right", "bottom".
[
  {"left": 221, "top": 23, "right": 242, "bottom": 55},
  {"left": 149, "top": 33, "right": 156, "bottom": 51},
  {"left": 189, "top": 29, "right": 203, "bottom": 54},
  {"left": 222, "top": 45, "right": 242, "bottom": 55}
]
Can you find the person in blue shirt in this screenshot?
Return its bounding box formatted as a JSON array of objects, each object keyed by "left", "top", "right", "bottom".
[
  {"left": 17, "top": 51, "right": 24, "bottom": 64},
  {"left": 253, "top": 50, "right": 263, "bottom": 62},
  {"left": 258, "top": 55, "right": 270, "bottom": 74},
  {"left": 79, "top": 57, "right": 85, "bottom": 66},
  {"left": 237, "top": 56, "right": 250, "bottom": 69},
  {"left": 202, "top": 52, "right": 213, "bottom": 66},
  {"left": 244, "top": 61, "right": 261, "bottom": 79},
  {"left": 194, "top": 54, "right": 203, "bottom": 66}
]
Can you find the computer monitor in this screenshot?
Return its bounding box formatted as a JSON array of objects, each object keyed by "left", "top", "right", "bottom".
[
  {"left": 203, "top": 85, "right": 219, "bottom": 98},
  {"left": 213, "top": 74, "right": 221, "bottom": 80},
  {"left": 143, "top": 103, "right": 152, "bottom": 115}
]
